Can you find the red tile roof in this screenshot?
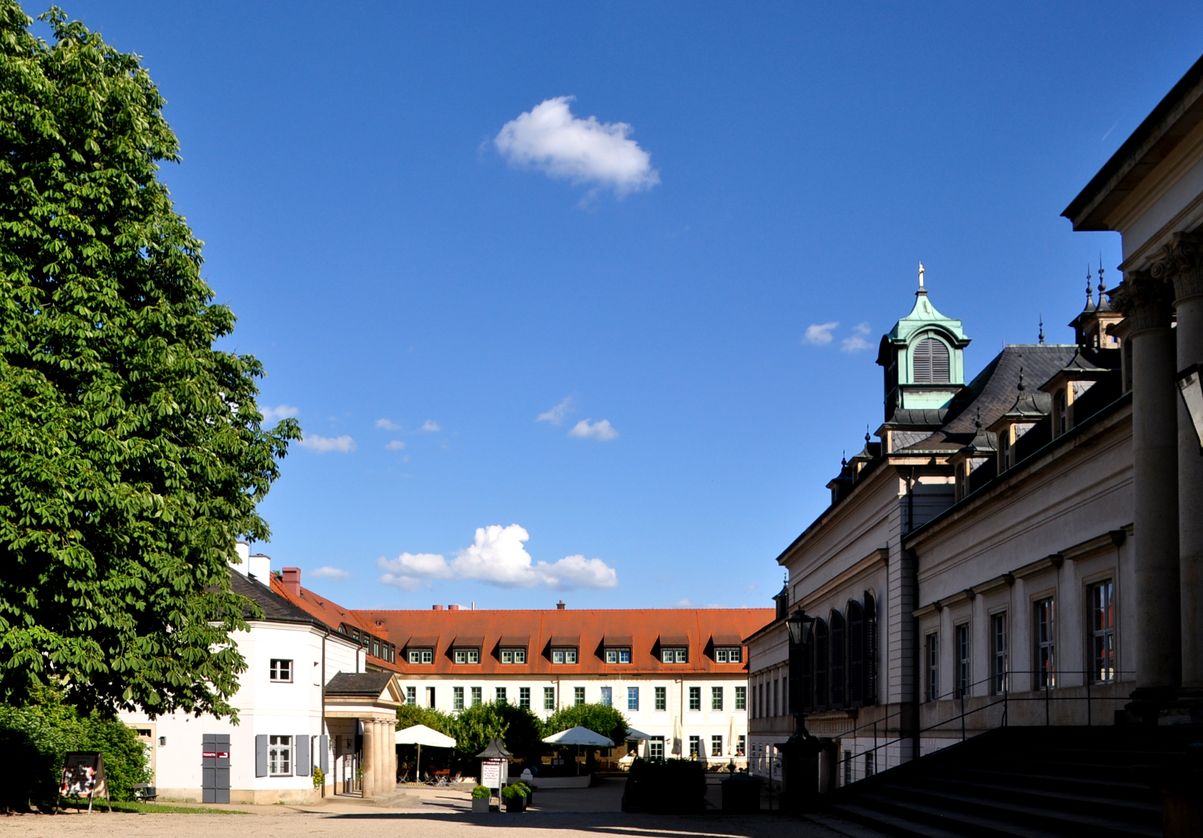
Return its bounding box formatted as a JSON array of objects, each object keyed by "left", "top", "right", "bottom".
[{"left": 355, "top": 607, "right": 773, "bottom": 676}]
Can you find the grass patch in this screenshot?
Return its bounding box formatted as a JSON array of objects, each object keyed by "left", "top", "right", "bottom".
[{"left": 58, "top": 799, "right": 248, "bottom": 815}]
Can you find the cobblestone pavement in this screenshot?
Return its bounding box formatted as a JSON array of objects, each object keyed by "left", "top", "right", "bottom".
[{"left": 0, "top": 777, "right": 845, "bottom": 838}]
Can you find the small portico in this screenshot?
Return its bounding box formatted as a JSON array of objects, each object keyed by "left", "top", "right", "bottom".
[{"left": 324, "top": 671, "right": 402, "bottom": 798}]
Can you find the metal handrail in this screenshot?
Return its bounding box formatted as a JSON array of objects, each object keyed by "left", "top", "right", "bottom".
[{"left": 831, "top": 669, "right": 1136, "bottom": 781}]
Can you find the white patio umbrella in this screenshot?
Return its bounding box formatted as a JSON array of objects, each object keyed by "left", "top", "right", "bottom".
[
  {"left": 542, "top": 726, "right": 614, "bottom": 774},
  {"left": 395, "top": 724, "right": 456, "bottom": 781},
  {"left": 625, "top": 727, "right": 652, "bottom": 741}
]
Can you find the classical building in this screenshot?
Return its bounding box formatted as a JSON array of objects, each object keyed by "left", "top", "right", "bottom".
[
  {"left": 747, "top": 53, "right": 1203, "bottom": 798},
  {"left": 119, "top": 546, "right": 402, "bottom": 804}
]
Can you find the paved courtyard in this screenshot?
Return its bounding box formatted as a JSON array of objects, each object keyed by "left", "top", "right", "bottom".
[{"left": 0, "top": 777, "right": 846, "bottom": 838}]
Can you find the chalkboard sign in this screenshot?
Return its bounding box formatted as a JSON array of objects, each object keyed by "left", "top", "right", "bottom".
[{"left": 59, "top": 752, "right": 110, "bottom": 812}]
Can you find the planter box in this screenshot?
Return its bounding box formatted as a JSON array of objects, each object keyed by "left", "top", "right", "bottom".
[{"left": 471, "top": 797, "right": 490, "bottom": 813}]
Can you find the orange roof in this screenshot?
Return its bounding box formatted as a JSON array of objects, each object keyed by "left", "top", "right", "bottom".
[{"left": 354, "top": 607, "right": 774, "bottom": 676}]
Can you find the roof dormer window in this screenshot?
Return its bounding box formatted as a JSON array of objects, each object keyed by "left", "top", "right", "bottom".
[{"left": 452, "top": 647, "right": 480, "bottom": 664}]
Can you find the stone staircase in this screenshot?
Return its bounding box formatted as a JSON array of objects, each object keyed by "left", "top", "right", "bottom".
[{"left": 803, "top": 725, "right": 1200, "bottom": 837}]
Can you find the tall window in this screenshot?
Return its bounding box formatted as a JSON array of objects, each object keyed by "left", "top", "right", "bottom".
[
  {"left": 689, "top": 686, "right": 701, "bottom": 711},
  {"left": 649, "top": 737, "right": 665, "bottom": 761},
  {"left": 990, "top": 612, "right": 1008, "bottom": 695},
  {"left": 519, "top": 687, "right": 531, "bottom": 709},
  {"left": 655, "top": 686, "right": 667, "bottom": 711},
  {"left": 955, "top": 623, "right": 970, "bottom": 698},
  {"left": 574, "top": 686, "right": 585, "bottom": 705},
  {"left": 269, "top": 659, "right": 293, "bottom": 683},
  {"left": 830, "top": 610, "right": 846, "bottom": 706},
  {"left": 689, "top": 735, "right": 701, "bottom": 759},
  {"left": 495, "top": 687, "right": 507, "bottom": 704},
  {"left": 268, "top": 735, "right": 292, "bottom": 776},
  {"left": 711, "top": 735, "right": 722, "bottom": 757},
  {"left": 543, "top": 686, "right": 555, "bottom": 710},
  {"left": 453, "top": 686, "right": 464, "bottom": 711},
  {"left": 1089, "top": 580, "right": 1116, "bottom": 683},
  {"left": 737, "top": 734, "right": 746, "bottom": 756},
  {"left": 865, "top": 592, "right": 878, "bottom": 704},
  {"left": 471, "top": 686, "right": 482, "bottom": 706},
  {"left": 1034, "top": 597, "right": 1056, "bottom": 689},
  {"left": 406, "top": 686, "right": 416, "bottom": 705},
  {"left": 913, "top": 336, "right": 950, "bottom": 384},
  {"left": 925, "top": 632, "right": 939, "bottom": 701},
  {"left": 735, "top": 685, "right": 746, "bottom": 710},
  {"left": 813, "top": 618, "right": 829, "bottom": 708},
  {"left": 426, "top": 686, "right": 436, "bottom": 708},
  {"left": 628, "top": 686, "right": 639, "bottom": 710},
  {"left": 600, "top": 686, "right": 612, "bottom": 707},
  {"left": 847, "top": 600, "right": 864, "bottom": 705},
  {"left": 712, "top": 687, "right": 723, "bottom": 710}
]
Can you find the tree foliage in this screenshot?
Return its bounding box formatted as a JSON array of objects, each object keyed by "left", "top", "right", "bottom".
[
  {"left": 448, "top": 702, "right": 544, "bottom": 764},
  {"left": 0, "top": 3, "right": 298, "bottom": 718},
  {"left": 542, "top": 703, "right": 629, "bottom": 746},
  {"left": 395, "top": 703, "right": 454, "bottom": 734}
]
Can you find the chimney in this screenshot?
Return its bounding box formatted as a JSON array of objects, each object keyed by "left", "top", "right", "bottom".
[
  {"left": 248, "top": 552, "right": 271, "bottom": 582},
  {"left": 281, "top": 567, "right": 302, "bottom": 597},
  {"left": 230, "top": 542, "right": 251, "bottom": 576},
  {"left": 448, "top": 604, "right": 460, "bottom": 611},
  {"left": 432, "top": 604, "right": 444, "bottom": 611},
  {"left": 556, "top": 600, "right": 566, "bottom": 610}
]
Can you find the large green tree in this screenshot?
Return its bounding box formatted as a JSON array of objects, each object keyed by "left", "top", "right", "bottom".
[
  {"left": 0, "top": 3, "right": 298, "bottom": 718},
  {"left": 542, "top": 703, "right": 628, "bottom": 746}
]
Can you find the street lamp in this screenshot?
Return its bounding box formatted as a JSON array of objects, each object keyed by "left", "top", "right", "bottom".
[
  {"left": 785, "top": 610, "right": 814, "bottom": 646},
  {"left": 1178, "top": 363, "right": 1203, "bottom": 455},
  {"left": 778, "top": 609, "right": 820, "bottom": 812}
]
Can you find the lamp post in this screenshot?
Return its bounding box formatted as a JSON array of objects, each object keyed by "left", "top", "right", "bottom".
[
  {"left": 1178, "top": 362, "right": 1203, "bottom": 455},
  {"left": 778, "top": 609, "right": 820, "bottom": 812}
]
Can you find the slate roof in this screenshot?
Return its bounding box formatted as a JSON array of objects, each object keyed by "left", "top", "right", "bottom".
[
  {"left": 352, "top": 607, "right": 774, "bottom": 677},
  {"left": 270, "top": 574, "right": 375, "bottom": 637},
  {"left": 326, "top": 670, "right": 395, "bottom": 697},
  {"left": 229, "top": 568, "right": 322, "bottom": 627},
  {"left": 895, "top": 344, "right": 1078, "bottom": 453}
]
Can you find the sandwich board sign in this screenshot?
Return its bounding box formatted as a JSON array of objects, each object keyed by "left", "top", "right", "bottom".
[{"left": 59, "top": 752, "right": 110, "bottom": 812}]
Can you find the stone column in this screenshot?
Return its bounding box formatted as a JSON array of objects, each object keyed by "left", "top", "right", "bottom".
[
  {"left": 1161, "top": 233, "right": 1203, "bottom": 688},
  {"left": 360, "top": 719, "right": 375, "bottom": 798},
  {"left": 1112, "top": 271, "right": 1180, "bottom": 692}
]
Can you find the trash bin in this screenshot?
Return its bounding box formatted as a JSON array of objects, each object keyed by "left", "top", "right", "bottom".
[{"left": 720, "top": 774, "right": 761, "bottom": 813}]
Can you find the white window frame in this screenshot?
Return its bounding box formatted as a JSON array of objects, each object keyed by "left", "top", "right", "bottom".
[
  {"left": 661, "top": 647, "right": 688, "bottom": 663},
  {"left": 600, "top": 686, "right": 612, "bottom": 707},
  {"left": 711, "top": 686, "right": 723, "bottom": 710},
  {"left": 407, "top": 648, "right": 434, "bottom": 664},
  {"left": 551, "top": 647, "right": 578, "bottom": 665},
  {"left": 990, "top": 611, "right": 1008, "bottom": 695},
  {"left": 688, "top": 686, "right": 701, "bottom": 711},
  {"left": 573, "top": 686, "right": 585, "bottom": 705},
  {"left": 269, "top": 658, "right": 293, "bottom": 683},
  {"left": 453, "top": 647, "right": 480, "bottom": 664},
  {"left": 627, "top": 686, "right": 639, "bottom": 710},
  {"left": 735, "top": 685, "right": 746, "bottom": 710},
  {"left": 714, "top": 647, "right": 742, "bottom": 663},
  {"left": 452, "top": 686, "right": 464, "bottom": 710},
  {"left": 543, "top": 686, "right": 555, "bottom": 710},
  {"left": 268, "top": 735, "right": 292, "bottom": 776},
  {"left": 654, "top": 686, "right": 666, "bottom": 710},
  {"left": 499, "top": 648, "right": 527, "bottom": 664},
  {"left": 711, "top": 735, "right": 722, "bottom": 757},
  {"left": 604, "top": 647, "right": 632, "bottom": 664},
  {"left": 471, "top": 686, "right": 482, "bottom": 707},
  {"left": 519, "top": 686, "right": 531, "bottom": 709}
]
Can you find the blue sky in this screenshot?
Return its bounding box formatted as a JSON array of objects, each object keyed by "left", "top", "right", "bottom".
[{"left": 33, "top": 2, "right": 1203, "bottom": 610}]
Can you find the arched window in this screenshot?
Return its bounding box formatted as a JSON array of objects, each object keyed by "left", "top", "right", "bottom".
[
  {"left": 913, "top": 336, "right": 950, "bottom": 384},
  {"left": 813, "top": 618, "right": 829, "bottom": 709},
  {"left": 847, "top": 599, "right": 864, "bottom": 706},
  {"left": 864, "top": 592, "right": 878, "bottom": 705},
  {"left": 830, "top": 610, "right": 846, "bottom": 706}
]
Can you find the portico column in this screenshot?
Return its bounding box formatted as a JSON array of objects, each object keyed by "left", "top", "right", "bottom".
[
  {"left": 1161, "top": 233, "right": 1203, "bottom": 688},
  {"left": 361, "top": 719, "right": 376, "bottom": 797},
  {"left": 1113, "top": 271, "right": 1180, "bottom": 692}
]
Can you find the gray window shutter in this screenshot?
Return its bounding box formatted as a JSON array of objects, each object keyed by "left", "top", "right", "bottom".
[
  {"left": 254, "top": 734, "right": 268, "bottom": 777},
  {"left": 319, "top": 735, "right": 330, "bottom": 773},
  {"left": 295, "top": 734, "right": 311, "bottom": 776}
]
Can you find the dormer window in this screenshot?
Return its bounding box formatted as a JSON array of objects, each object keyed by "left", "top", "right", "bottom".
[
  {"left": 407, "top": 648, "right": 434, "bottom": 664},
  {"left": 913, "top": 336, "right": 950, "bottom": 384},
  {"left": 550, "top": 647, "right": 578, "bottom": 664},
  {"left": 605, "top": 647, "right": 632, "bottom": 664},
  {"left": 714, "top": 646, "right": 742, "bottom": 663},
  {"left": 661, "top": 647, "right": 688, "bottom": 663},
  {"left": 499, "top": 647, "right": 527, "bottom": 664},
  {"left": 452, "top": 647, "right": 480, "bottom": 664}
]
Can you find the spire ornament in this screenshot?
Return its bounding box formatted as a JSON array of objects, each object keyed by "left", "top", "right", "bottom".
[{"left": 918, "top": 261, "right": 925, "bottom": 290}]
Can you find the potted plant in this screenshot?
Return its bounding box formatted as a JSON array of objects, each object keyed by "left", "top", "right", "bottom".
[
  {"left": 470, "top": 784, "right": 491, "bottom": 813},
  {"left": 501, "top": 782, "right": 528, "bottom": 812}
]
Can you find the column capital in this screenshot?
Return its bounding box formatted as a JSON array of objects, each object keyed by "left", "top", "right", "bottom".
[
  {"left": 1110, "top": 270, "right": 1174, "bottom": 333},
  {"left": 1150, "top": 230, "right": 1203, "bottom": 304}
]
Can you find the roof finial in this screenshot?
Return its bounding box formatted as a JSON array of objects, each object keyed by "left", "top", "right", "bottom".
[
  {"left": 1038, "top": 315, "right": 1045, "bottom": 345},
  {"left": 918, "top": 261, "right": 925, "bottom": 290},
  {"left": 1097, "top": 256, "right": 1106, "bottom": 301},
  {"left": 1085, "top": 264, "right": 1094, "bottom": 307},
  {"left": 841, "top": 450, "right": 847, "bottom": 468},
  {"left": 865, "top": 425, "right": 871, "bottom": 445},
  {"left": 1017, "top": 366, "right": 1025, "bottom": 392}
]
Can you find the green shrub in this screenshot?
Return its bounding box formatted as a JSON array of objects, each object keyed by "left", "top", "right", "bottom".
[{"left": 471, "top": 784, "right": 490, "bottom": 800}]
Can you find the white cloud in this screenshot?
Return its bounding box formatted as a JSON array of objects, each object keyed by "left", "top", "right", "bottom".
[
  {"left": 375, "top": 418, "right": 401, "bottom": 431},
  {"left": 841, "top": 322, "right": 873, "bottom": 352},
  {"left": 377, "top": 524, "right": 618, "bottom": 591},
  {"left": 298, "top": 433, "right": 356, "bottom": 454},
  {"left": 419, "top": 419, "right": 441, "bottom": 433},
  {"left": 569, "top": 418, "right": 618, "bottom": 441},
  {"left": 803, "top": 321, "right": 839, "bottom": 345},
  {"left": 385, "top": 439, "right": 406, "bottom": 451},
  {"left": 536, "top": 396, "right": 573, "bottom": 425},
  {"left": 311, "top": 566, "right": 350, "bottom": 579},
  {"left": 260, "top": 404, "right": 300, "bottom": 423},
  {"left": 495, "top": 96, "right": 659, "bottom": 196}
]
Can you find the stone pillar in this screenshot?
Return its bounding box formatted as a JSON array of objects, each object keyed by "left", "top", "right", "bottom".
[
  {"left": 1113, "top": 271, "right": 1181, "bottom": 692},
  {"left": 360, "top": 719, "right": 375, "bottom": 797},
  {"left": 1162, "top": 233, "right": 1203, "bottom": 688}
]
